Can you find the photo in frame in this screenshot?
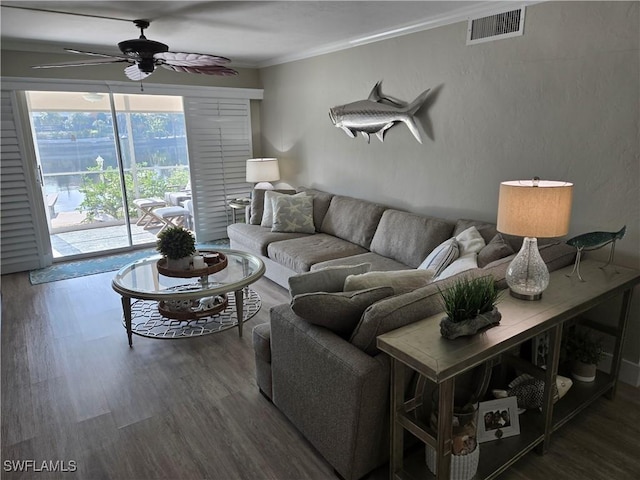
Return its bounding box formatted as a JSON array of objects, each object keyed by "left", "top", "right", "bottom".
[{"left": 477, "top": 397, "right": 521, "bottom": 443}]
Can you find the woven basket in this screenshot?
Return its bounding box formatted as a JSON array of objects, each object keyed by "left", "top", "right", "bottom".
[{"left": 425, "top": 444, "right": 479, "bottom": 480}]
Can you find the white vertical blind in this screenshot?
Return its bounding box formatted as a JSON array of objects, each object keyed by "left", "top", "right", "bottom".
[
  {"left": 1, "top": 90, "right": 51, "bottom": 273},
  {"left": 183, "top": 97, "right": 252, "bottom": 242}
]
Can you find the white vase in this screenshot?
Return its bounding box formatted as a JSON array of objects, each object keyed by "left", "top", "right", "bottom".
[{"left": 166, "top": 256, "right": 191, "bottom": 271}]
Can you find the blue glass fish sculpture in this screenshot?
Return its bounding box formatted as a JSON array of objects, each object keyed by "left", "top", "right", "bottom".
[{"left": 566, "top": 226, "right": 626, "bottom": 281}]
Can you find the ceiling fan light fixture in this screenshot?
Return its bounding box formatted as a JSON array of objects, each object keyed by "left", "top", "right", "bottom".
[{"left": 117, "top": 38, "right": 169, "bottom": 56}]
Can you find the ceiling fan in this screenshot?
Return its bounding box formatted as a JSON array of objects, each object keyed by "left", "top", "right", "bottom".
[{"left": 33, "top": 19, "right": 238, "bottom": 81}]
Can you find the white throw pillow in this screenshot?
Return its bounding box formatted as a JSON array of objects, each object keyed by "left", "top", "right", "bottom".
[
  {"left": 455, "top": 226, "right": 486, "bottom": 256},
  {"left": 261, "top": 191, "right": 306, "bottom": 228},
  {"left": 437, "top": 253, "right": 479, "bottom": 279},
  {"left": 418, "top": 238, "right": 459, "bottom": 276}
]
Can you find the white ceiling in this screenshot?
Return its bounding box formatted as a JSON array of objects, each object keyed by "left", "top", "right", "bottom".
[{"left": 1, "top": 1, "right": 519, "bottom": 68}]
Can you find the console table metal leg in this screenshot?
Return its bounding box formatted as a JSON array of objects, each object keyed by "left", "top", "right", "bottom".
[
  {"left": 390, "top": 358, "right": 405, "bottom": 479},
  {"left": 235, "top": 289, "right": 244, "bottom": 337},
  {"left": 436, "top": 378, "right": 454, "bottom": 479},
  {"left": 121, "top": 296, "right": 133, "bottom": 347}
]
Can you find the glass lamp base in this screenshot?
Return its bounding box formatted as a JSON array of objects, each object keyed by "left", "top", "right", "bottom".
[{"left": 506, "top": 237, "right": 549, "bottom": 301}]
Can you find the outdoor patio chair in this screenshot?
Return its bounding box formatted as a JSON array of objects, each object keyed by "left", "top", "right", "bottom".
[
  {"left": 133, "top": 198, "right": 166, "bottom": 229},
  {"left": 153, "top": 205, "right": 191, "bottom": 233}
]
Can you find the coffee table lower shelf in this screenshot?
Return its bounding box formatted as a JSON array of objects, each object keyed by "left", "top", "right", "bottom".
[{"left": 123, "top": 288, "right": 261, "bottom": 339}]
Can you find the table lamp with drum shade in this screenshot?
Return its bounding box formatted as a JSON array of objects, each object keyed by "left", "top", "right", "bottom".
[
  {"left": 246, "top": 158, "right": 280, "bottom": 190},
  {"left": 497, "top": 178, "right": 573, "bottom": 300}
]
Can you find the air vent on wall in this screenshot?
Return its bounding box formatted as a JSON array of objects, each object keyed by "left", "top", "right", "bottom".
[{"left": 467, "top": 7, "right": 525, "bottom": 45}]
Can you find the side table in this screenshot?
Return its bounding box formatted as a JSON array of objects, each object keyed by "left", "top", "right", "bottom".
[
  {"left": 228, "top": 198, "right": 250, "bottom": 223},
  {"left": 377, "top": 259, "right": 639, "bottom": 480}
]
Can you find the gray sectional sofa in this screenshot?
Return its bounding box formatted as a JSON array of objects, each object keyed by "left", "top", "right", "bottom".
[{"left": 227, "top": 187, "right": 576, "bottom": 480}]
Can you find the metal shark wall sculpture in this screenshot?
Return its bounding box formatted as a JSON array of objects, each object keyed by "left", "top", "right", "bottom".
[{"left": 329, "top": 81, "right": 430, "bottom": 144}]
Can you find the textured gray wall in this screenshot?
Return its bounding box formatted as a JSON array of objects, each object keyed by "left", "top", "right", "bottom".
[{"left": 258, "top": 2, "right": 640, "bottom": 365}]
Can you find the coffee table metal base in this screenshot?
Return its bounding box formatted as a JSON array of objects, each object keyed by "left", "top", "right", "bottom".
[{"left": 123, "top": 288, "right": 261, "bottom": 340}]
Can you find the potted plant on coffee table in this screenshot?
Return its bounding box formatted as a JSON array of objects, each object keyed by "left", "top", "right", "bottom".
[
  {"left": 156, "top": 226, "right": 196, "bottom": 270},
  {"left": 564, "top": 327, "right": 604, "bottom": 382},
  {"left": 439, "top": 275, "right": 503, "bottom": 340}
]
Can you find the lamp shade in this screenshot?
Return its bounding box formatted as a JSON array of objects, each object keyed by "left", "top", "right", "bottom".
[
  {"left": 246, "top": 158, "right": 280, "bottom": 183},
  {"left": 497, "top": 179, "right": 573, "bottom": 238}
]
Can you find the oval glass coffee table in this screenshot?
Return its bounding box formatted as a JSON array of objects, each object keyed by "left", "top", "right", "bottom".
[{"left": 112, "top": 250, "right": 265, "bottom": 346}]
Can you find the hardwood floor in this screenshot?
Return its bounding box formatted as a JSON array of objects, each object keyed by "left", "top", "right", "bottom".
[{"left": 1, "top": 271, "right": 639, "bottom": 479}]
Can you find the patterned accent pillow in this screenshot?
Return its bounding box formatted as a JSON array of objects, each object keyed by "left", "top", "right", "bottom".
[
  {"left": 261, "top": 191, "right": 305, "bottom": 228},
  {"left": 271, "top": 194, "right": 315, "bottom": 234},
  {"left": 417, "top": 238, "right": 459, "bottom": 276},
  {"left": 291, "top": 286, "right": 395, "bottom": 338}
]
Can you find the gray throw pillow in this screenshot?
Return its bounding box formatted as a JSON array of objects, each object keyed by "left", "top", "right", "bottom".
[
  {"left": 291, "top": 286, "right": 394, "bottom": 338},
  {"left": 271, "top": 194, "right": 315, "bottom": 234},
  {"left": 343, "top": 269, "right": 436, "bottom": 296},
  {"left": 478, "top": 233, "right": 515, "bottom": 268},
  {"left": 288, "top": 263, "right": 371, "bottom": 298}
]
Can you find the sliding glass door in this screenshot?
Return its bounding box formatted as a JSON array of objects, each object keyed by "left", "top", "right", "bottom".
[{"left": 25, "top": 91, "right": 189, "bottom": 259}]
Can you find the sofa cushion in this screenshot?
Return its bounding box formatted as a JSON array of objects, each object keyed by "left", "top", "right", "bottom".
[
  {"left": 272, "top": 194, "right": 315, "bottom": 234},
  {"left": 320, "top": 195, "right": 386, "bottom": 248},
  {"left": 478, "top": 233, "right": 515, "bottom": 268},
  {"left": 249, "top": 188, "right": 296, "bottom": 225},
  {"left": 418, "top": 238, "right": 459, "bottom": 276},
  {"left": 349, "top": 270, "right": 489, "bottom": 355},
  {"left": 291, "top": 287, "right": 394, "bottom": 338},
  {"left": 344, "top": 269, "right": 436, "bottom": 296},
  {"left": 288, "top": 263, "right": 371, "bottom": 297},
  {"left": 370, "top": 210, "right": 455, "bottom": 268},
  {"left": 227, "top": 223, "right": 311, "bottom": 256},
  {"left": 268, "top": 234, "right": 368, "bottom": 274},
  {"left": 311, "top": 252, "right": 412, "bottom": 273},
  {"left": 262, "top": 191, "right": 306, "bottom": 228},
  {"left": 297, "top": 187, "right": 335, "bottom": 231}
]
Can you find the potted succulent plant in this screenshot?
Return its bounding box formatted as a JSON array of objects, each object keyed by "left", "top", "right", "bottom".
[
  {"left": 564, "top": 327, "right": 604, "bottom": 382},
  {"left": 156, "top": 226, "right": 196, "bottom": 270},
  {"left": 439, "top": 275, "right": 503, "bottom": 339}
]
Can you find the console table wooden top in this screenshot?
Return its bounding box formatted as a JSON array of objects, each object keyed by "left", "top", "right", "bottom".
[{"left": 378, "top": 259, "right": 640, "bottom": 384}]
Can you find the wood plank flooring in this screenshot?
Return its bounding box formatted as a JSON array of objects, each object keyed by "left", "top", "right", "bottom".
[{"left": 1, "top": 270, "right": 639, "bottom": 479}]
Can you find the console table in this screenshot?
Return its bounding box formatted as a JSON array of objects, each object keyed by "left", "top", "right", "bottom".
[{"left": 377, "top": 259, "right": 639, "bottom": 480}]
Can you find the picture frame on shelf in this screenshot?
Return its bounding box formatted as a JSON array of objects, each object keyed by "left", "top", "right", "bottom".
[{"left": 478, "top": 397, "right": 521, "bottom": 443}]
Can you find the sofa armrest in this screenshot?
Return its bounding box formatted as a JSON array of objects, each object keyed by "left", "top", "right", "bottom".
[{"left": 269, "top": 303, "right": 390, "bottom": 480}]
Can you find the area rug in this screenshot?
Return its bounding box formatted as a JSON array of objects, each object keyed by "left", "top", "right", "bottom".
[{"left": 29, "top": 239, "right": 230, "bottom": 285}]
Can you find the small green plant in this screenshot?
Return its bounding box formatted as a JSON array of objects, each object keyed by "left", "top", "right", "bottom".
[
  {"left": 156, "top": 226, "right": 196, "bottom": 260},
  {"left": 564, "top": 328, "right": 604, "bottom": 365},
  {"left": 439, "top": 276, "right": 502, "bottom": 323}
]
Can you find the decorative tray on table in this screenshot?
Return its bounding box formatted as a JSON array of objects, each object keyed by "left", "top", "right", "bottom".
[{"left": 156, "top": 251, "right": 228, "bottom": 278}]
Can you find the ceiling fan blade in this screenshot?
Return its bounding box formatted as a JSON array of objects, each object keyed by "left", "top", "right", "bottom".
[
  {"left": 154, "top": 51, "right": 231, "bottom": 67},
  {"left": 64, "top": 48, "right": 130, "bottom": 60},
  {"left": 124, "top": 64, "right": 152, "bottom": 81},
  {"left": 160, "top": 64, "right": 238, "bottom": 76},
  {"left": 33, "top": 58, "right": 130, "bottom": 69}
]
